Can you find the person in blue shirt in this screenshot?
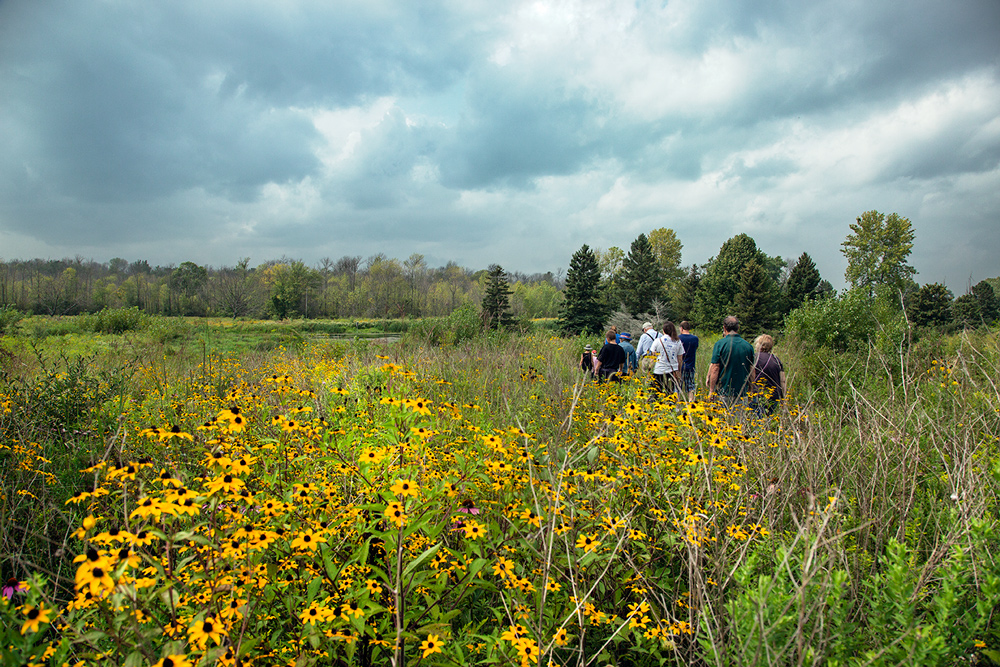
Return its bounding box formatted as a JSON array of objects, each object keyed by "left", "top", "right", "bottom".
[
  {"left": 678, "top": 321, "right": 699, "bottom": 401},
  {"left": 618, "top": 333, "right": 638, "bottom": 376}
]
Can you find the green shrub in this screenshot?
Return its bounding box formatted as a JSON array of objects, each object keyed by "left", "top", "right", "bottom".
[
  {"left": 0, "top": 305, "right": 24, "bottom": 334},
  {"left": 83, "top": 307, "right": 148, "bottom": 334}
]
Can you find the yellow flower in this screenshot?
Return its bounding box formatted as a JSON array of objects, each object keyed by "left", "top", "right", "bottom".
[
  {"left": 151, "top": 656, "right": 193, "bottom": 667},
  {"left": 188, "top": 616, "right": 226, "bottom": 649},
  {"left": 291, "top": 529, "right": 327, "bottom": 552},
  {"left": 420, "top": 633, "right": 444, "bottom": 658},
  {"left": 404, "top": 398, "right": 433, "bottom": 416},
  {"left": 384, "top": 502, "right": 408, "bottom": 528},
  {"left": 390, "top": 479, "right": 419, "bottom": 498},
  {"left": 458, "top": 519, "right": 486, "bottom": 540},
  {"left": 340, "top": 600, "right": 364, "bottom": 620},
  {"left": 514, "top": 637, "right": 539, "bottom": 664},
  {"left": 553, "top": 627, "right": 569, "bottom": 646},
  {"left": 20, "top": 604, "right": 52, "bottom": 634},
  {"left": 575, "top": 533, "right": 601, "bottom": 552}
]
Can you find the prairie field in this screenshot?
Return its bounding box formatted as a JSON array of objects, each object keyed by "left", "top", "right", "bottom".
[{"left": 1, "top": 315, "right": 999, "bottom": 666}]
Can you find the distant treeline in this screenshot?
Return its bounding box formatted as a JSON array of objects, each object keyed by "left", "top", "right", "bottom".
[{"left": 0, "top": 254, "right": 563, "bottom": 320}]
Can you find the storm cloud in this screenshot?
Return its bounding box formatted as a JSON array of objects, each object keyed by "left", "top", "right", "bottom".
[{"left": 1, "top": 0, "right": 997, "bottom": 287}]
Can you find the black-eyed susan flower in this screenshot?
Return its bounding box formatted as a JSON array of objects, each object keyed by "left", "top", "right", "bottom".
[
  {"left": 340, "top": 600, "right": 364, "bottom": 620},
  {"left": 575, "top": 533, "right": 601, "bottom": 553},
  {"left": 458, "top": 519, "right": 486, "bottom": 540},
  {"left": 188, "top": 615, "right": 226, "bottom": 649},
  {"left": 420, "top": 634, "right": 443, "bottom": 658},
  {"left": 291, "top": 529, "right": 327, "bottom": 552},
  {"left": 20, "top": 604, "right": 51, "bottom": 634},
  {"left": 390, "top": 479, "right": 419, "bottom": 498},
  {"left": 384, "top": 502, "right": 407, "bottom": 528},
  {"left": 151, "top": 655, "right": 192, "bottom": 667}
]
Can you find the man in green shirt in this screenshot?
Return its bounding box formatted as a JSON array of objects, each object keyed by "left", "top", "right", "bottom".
[{"left": 707, "top": 316, "right": 755, "bottom": 402}]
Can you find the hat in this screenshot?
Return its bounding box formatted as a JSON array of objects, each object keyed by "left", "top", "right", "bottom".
[
  {"left": 619, "top": 333, "right": 632, "bottom": 341},
  {"left": 584, "top": 344, "right": 593, "bottom": 351},
  {"left": 642, "top": 322, "right": 653, "bottom": 330}
]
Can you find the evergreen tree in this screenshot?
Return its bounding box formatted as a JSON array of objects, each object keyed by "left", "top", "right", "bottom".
[
  {"left": 783, "top": 252, "right": 821, "bottom": 314},
  {"left": 905, "top": 283, "right": 953, "bottom": 328},
  {"left": 971, "top": 280, "right": 999, "bottom": 325},
  {"left": 694, "top": 234, "right": 765, "bottom": 328},
  {"left": 733, "top": 259, "right": 780, "bottom": 338},
  {"left": 671, "top": 264, "right": 702, "bottom": 323},
  {"left": 480, "top": 264, "right": 515, "bottom": 329},
  {"left": 619, "top": 233, "right": 663, "bottom": 317},
  {"left": 953, "top": 293, "right": 981, "bottom": 328},
  {"left": 558, "top": 245, "right": 606, "bottom": 336}
]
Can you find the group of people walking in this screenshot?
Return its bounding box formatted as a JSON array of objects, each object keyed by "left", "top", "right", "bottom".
[{"left": 579, "top": 315, "right": 786, "bottom": 413}]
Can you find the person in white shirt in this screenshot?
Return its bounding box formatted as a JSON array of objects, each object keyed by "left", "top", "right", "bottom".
[{"left": 650, "top": 321, "right": 684, "bottom": 400}]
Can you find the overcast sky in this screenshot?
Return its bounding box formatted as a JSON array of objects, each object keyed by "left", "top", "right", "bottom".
[{"left": 1, "top": 0, "right": 997, "bottom": 289}]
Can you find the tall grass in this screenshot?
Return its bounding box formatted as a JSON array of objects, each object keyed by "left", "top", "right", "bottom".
[{"left": 0, "top": 323, "right": 997, "bottom": 666}]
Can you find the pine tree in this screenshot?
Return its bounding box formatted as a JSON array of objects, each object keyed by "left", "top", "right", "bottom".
[
  {"left": 480, "top": 264, "right": 515, "bottom": 329},
  {"left": 619, "top": 233, "right": 663, "bottom": 317},
  {"left": 953, "top": 293, "right": 981, "bottom": 328},
  {"left": 558, "top": 245, "right": 606, "bottom": 336},
  {"left": 733, "top": 259, "right": 780, "bottom": 338},
  {"left": 972, "top": 280, "right": 999, "bottom": 325},
  {"left": 905, "top": 283, "right": 953, "bottom": 328},
  {"left": 784, "top": 252, "right": 821, "bottom": 314},
  {"left": 694, "top": 234, "right": 765, "bottom": 328},
  {"left": 671, "top": 264, "right": 701, "bottom": 323}
]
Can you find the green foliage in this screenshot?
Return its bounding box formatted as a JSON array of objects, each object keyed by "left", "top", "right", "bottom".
[
  {"left": 952, "top": 281, "right": 998, "bottom": 329},
  {"left": 785, "top": 287, "right": 906, "bottom": 353},
  {"left": 973, "top": 280, "right": 999, "bottom": 324},
  {"left": 906, "top": 282, "right": 954, "bottom": 328},
  {"left": 695, "top": 234, "right": 769, "bottom": 328},
  {"left": 267, "top": 260, "right": 321, "bottom": 319},
  {"left": 671, "top": 264, "right": 701, "bottom": 323},
  {"left": 0, "top": 305, "right": 25, "bottom": 334},
  {"left": 859, "top": 529, "right": 1000, "bottom": 667},
  {"left": 619, "top": 234, "right": 663, "bottom": 317},
  {"left": 84, "top": 306, "right": 148, "bottom": 334},
  {"left": 783, "top": 252, "right": 822, "bottom": 314},
  {"left": 480, "top": 264, "right": 515, "bottom": 329},
  {"left": 733, "top": 259, "right": 780, "bottom": 337},
  {"left": 558, "top": 245, "right": 606, "bottom": 336},
  {"left": 405, "top": 303, "right": 483, "bottom": 345},
  {"left": 842, "top": 210, "right": 917, "bottom": 296}
]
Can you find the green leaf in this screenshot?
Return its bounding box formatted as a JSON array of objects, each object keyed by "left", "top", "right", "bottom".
[
  {"left": 306, "top": 576, "right": 322, "bottom": 603},
  {"left": 403, "top": 542, "right": 442, "bottom": 578}
]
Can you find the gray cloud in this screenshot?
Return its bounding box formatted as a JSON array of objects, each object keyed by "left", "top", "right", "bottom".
[{"left": 0, "top": 0, "right": 997, "bottom": 288}]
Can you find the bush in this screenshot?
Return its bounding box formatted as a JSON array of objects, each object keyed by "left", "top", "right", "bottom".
[
  {"left": 785, "top": 287, "right": 906, "bottom": 354},
  {"left": 404, "top": 304, "right": 483, "bottom": 346},
  {"left": 83, "top": 307, "right": 148, "bottom": 334},
  {"left": 0, "top": 305, "right": 24, "bottom": 334}
]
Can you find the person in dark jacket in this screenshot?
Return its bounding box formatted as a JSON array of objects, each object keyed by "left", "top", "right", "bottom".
[
  {"left": 750, "top": 334, "right": 786, "bottom": 415},
  {"left": 595, "top": 330, "right": 627, "bottom": 383}
]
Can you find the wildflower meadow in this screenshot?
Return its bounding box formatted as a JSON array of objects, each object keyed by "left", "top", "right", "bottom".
[{"left": 1, "top": 316, "right": 999, "bottom": 666}]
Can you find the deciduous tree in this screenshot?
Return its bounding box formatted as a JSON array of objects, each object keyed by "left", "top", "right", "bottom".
[{"left": 842, "top": 210, "right": 916, "bottom": 297}]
